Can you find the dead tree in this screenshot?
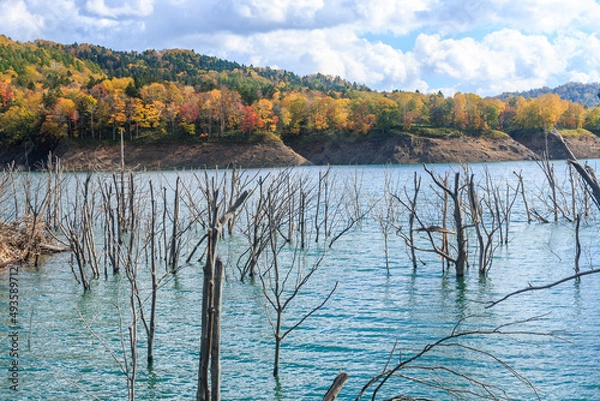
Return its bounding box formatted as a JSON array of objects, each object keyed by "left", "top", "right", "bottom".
[
  {"left": 487, "top": 267, "right": 600, "bottom": 308},
  {"left": 298, "top": 184, "right": 308, "bottom": 249},
  {"left": 101, "top": 181, "right": 121, "bottom": 274},
  {"left": 196, "top": 173, "right": 250, "bottom": 401},
  {"left": 237, "top": 169, "right": 314, "bottom": 281},
  {"left": 146, "top": 181, "right": 159, "bottom": 366},
  {"left": 314, "top": 166, "right": 333, "bottom": 243},
  {"left": 537, "top": 157, "right": 561, "bottom": 222},
  {"left": 20, "top": 171, "right": 53, "bottom": 266},
  {"left": 574, "top": 214, "right": 581, "bottom": 275},
  {"left": 328, "top": 171, "right": 375, "bottom": 249},
  {"left": 292, "top": 172, "right": 316, "bottom": 248},
  {"left": 0, "top": 169, "right": 61, "bottom": 268},
  {"left": 45, "top": 154, "right": 63, "bottom": 230},
  {"left": 467, "top": 174, "right": 500, "bottom": 276},
  {"left": 60, "top": 174, "right": 99, "bottom": 290},
  {"left": 392, "top": 172, "right": 422, "bottom": 270},
  {"left": 258, "top": 180, "right": 337, "bottom": 377},
  {"left": 237, "top": 175, "right": 270, "bottom": 281},
  {"left": 120, "top": 173, "right": 141, "bottom": 401},
  {"left": 260, "top": 244, "right": 337, "bottom": 378},
  {"left": 423, "top": 166, "right": 468, "bottom": 277},
  {"left": 513, "top": 171, "right": 532, "bottom": 224},
  {"left": 90, "top": 172, "right": 144, "bottom": 400},
  {"left": 81, "top": 175, "right": 101, "bottom": 277},
  {"left": 166, "top": 176, "right": 182, "bottom": 272},
  {"left": 467, "top": 170, "right": 520, "bottom": 275},
  {"left": 374, "top": 169, "right": 398, "bottom": 273}
]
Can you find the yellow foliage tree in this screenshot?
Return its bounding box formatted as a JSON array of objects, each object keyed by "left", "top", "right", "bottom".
[
  {"left": 537, "top": 93, "right": 568, "bottom": 130},
  {"left": 280, "top": 93, "right": 309, "bottom": 135},
  {"left": 559, "top": 101, "right": 585, "bottom": 129}
]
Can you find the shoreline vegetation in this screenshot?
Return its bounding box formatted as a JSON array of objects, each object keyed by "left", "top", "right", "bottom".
[{"left": 1, "top": 35, "right": 600, "bottom": 170}]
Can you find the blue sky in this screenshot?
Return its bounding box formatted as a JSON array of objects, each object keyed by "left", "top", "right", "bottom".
[{"left": 2, "top": 0, "right": 600, "bottom": 96}]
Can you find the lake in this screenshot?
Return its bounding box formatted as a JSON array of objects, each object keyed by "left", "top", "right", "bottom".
[{"left": 1, "top": 160, "right": 600, "bottom": 400}]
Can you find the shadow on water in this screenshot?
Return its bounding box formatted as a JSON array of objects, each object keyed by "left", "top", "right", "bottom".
[
  {"left": 274, "top": 375, "right": 286, "bottom": 401},
  {"left": 454, "top": 275, "right": 467, "bottom": 315},
  {"left": 146, "top": 365, "right": 159, "bottom": 398},
  {"left": 572, "top": 278, "right": 582, "bottom": 311}
]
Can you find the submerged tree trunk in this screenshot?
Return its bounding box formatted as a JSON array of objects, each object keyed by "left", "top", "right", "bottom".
[
  {"left": 197, "top": 226, "right": 217, "bottom": 401},
  {"left": 322, "top": 372, "right": 349, "bottom": 401},
  {"left": 452, "top": 172, "right": 467, "bottom": 277},
  {"left": 197, "top": 186, "right": 250, "bottom": 401}
]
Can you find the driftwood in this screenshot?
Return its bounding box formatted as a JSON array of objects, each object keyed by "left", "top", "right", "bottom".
[
  {"left": 0, "top": 219, "right": 64, "bottom": 267},
  {"left": 413, "top": 225, "right": 456, "bottom": 235}
]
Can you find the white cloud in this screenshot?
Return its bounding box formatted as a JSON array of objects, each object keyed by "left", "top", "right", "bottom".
[
  {"left": 350, "top": 0, "right": 430, "bottom": 35},
  {"left": 418, "top": 0, "right": 600, "bottom": 38},
  {"left": 231, "top": 0, "right": 324, "bottom": 23},
  {"left": 0, "top": 0, "right": 129, "bottom": 45},
  {"left": 414, "top": 29, "right": 570, "bottom": 94},
  {"left": 495, "top": 0, "right": 600, "bottom": 33},
  {"left": 85, "top": 0, "right": 154, "bottom": 18},
  {"left": 2, "top": 0, "right": 600, "bottom": 96},
  {"left": 0, "top": 0, "right": 45, "bottom": 40},
  {"left": 555, "top": 32, "right": 600, "bottom": 84},
  {"left": 189, "top": 27, "right": 427, "bottom": 92}
]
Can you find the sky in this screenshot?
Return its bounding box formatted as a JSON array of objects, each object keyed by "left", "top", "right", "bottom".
[{"left": 2, "top": 0, "right": 600, "bottom": 96}]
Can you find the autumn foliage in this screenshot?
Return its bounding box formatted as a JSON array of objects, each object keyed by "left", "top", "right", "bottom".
[{"left": 0, "top": 36, "right": 599, "bottom": 150}]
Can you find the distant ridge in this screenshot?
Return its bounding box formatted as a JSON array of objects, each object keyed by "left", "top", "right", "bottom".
[{"left": 497, "top": 82, "right": 600, "bottom": 107}]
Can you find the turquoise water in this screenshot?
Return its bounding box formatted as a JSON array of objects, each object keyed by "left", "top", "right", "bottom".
[{"left": 1, "top": 161, "right": 600, "bottom": 400}]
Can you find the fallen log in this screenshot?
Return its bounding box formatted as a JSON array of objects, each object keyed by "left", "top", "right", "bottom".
[{"left": 39, "top": 243, "right": 70, "bottom": 253}]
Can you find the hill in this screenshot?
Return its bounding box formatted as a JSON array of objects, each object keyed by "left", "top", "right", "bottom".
[
  {"left": 497, "top": 82, "right": 600, "bottom": 107},
  {"left": 3, "top": 35, "right": 600, "bottom": 170},
  {"left": 39, "top": 40, "right": 369, "bottom": 102}
]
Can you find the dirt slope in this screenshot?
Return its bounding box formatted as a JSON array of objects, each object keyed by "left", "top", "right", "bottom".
[
  {"left": 513, "top": 131, "right": 600, "bottom": 160},
  {"left": 49, "top": 141, "right": 311, "bottom": 171},
  {"left": 292, "top": 135, "right": 538, "bottom": 165}
]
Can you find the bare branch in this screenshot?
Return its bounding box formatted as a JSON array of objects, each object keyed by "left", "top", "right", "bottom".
[
  {"left": 486, "top": 268, "right": 600, "bottom": 308},
  {"left": 356, "top": 315, "right": 556, "bottom": 401},
  {"left": 282, "top": 281, "right": 338, "bottom": 340}
]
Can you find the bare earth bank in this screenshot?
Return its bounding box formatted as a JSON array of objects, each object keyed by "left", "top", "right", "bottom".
[
  {"left": 3, "top": 133, "right": 600, "bottom": 171},
  {"left": 292, "top": 135, "right": 538, "bottom": 165},
  {"left": 49, "top": 141, "right": 311, "bottom": 171}
]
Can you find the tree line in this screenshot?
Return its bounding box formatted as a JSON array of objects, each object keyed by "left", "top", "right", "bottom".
[{"left": 2, "top": 35, "right": 600, "bottom": 151}]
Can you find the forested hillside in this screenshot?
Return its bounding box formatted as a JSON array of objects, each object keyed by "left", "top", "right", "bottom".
[
  {"left": 498, "top": 82, "right": 600, "bottom": 108},
  {"left": 2, "top": 35, "right": 600, "bottom": 159}
]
